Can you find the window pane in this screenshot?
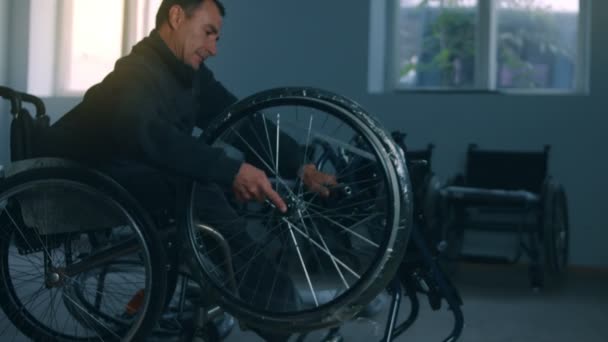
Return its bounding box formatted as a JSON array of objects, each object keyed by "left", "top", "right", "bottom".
[
  {"left": 397, "top": 0, "right": 478, "bottom": 89},
  {"left": 62, "top": 0, "right": 124, "bottom": 93},
  {"left": 496, "top": 0, "right": 579, "bottom": 90}
]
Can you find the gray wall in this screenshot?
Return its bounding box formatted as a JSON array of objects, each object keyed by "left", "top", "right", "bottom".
[
  {"left": 1, "top": 0, "right": 606, "bottom": 266},
  {"left": 0, "top": 0, "right": 9, "bottom": 166},
  {"left": 1, "top": 0, "right": 30, "bottom": 166},
  {"left": 206, "top": 0, "right": 608, "bottom": 267}
]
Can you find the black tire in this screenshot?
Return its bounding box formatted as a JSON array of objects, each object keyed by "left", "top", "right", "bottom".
[
  {"left": 542, "top": 180, "right": 569, "bottom": 277},
  {"left": 0, "top": 164, "right": 168, "bottom": 341},
  {"left": 182, "top": 87, "right": 412, "bottom": 332}
]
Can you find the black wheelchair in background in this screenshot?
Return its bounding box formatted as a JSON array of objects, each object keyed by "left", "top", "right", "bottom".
[
  {"left": 440, "top": 144, "right": 569, "bottom": 289},
  {"left": 0, "top": 85, "right": 463, "bottom": 342}
]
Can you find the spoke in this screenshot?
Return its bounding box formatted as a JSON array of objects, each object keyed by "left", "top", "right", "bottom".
[
  {"left": 282, "top": 218, "right": 318, "bottom": 306},
  {"left": 273, "top": 117, "right": 375, "bottom": 162},
  {"left": 265, "top": 240, "right": 288, "bottom": 310},
  {"left": 5, "top": 209, "right": 55, "bottom": 269},
  {"left": 312, "top": 133, "right": 376, "bottom": 161},
  {"left": 3, "top": 215, "right": 45, "bottom": 280},
  {"left": 299, "top": 212, "right": 349, "bottom": 289},
  {"left": 247, "top": 250, "right": 270, "bottom": 306},
  {"left": 329, "top": 121, "right": 345, "bottom": 138},
  {"left": 284, "top": 218, "right": 360, "bottom": 280},
  {"left": 321, "top": 160, "right": 378, "bottom": 185},
  {"left": 297, "top": 115, "right": 314, "bottom": 197},
  {"left": 306, "top": 196, "right": 387, "bottom": 216},
  {"left": 201, "top": 218, "right": 286, "bottom": 281},
  {"left": 306, "top": 208, "right": 381, "bottom": 248},
  {"left": 63, "top": 292, "right": 121, "bottom": 339},
  {"left": 192, "top": 216, "right": 271, "bottom": 258},
  {"left": 67, "top": 276, "right": 142, "bottom": 302},
  {"left": 275, "top": 113, "right": 280, "bottom": 192},
  {"left": 229, "top": 128, "right": 299, "bottom": 200},
  {"left": 243, "top": 117, "right": 275, "bottom": 170},
  {"left": 261, "top": 112, "right": 277, "bottom": 171}
]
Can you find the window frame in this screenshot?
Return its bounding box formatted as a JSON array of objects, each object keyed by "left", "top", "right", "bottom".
[{"left": 387, "top": 0, "right": 591, "bottom": 94}]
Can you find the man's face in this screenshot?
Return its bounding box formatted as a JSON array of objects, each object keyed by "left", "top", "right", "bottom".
[{"left": 174, "top": 1, "right": 222, "bottom": 70}]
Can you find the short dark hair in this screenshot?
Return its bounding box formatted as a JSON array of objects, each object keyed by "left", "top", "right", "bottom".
[{"left": 155, "top": 0, "right": 226, "bottom": 28}]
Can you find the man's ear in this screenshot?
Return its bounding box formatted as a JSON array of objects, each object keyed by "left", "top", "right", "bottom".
[{"left": 167, "top": 5, "right": 184, "bottom": 29}]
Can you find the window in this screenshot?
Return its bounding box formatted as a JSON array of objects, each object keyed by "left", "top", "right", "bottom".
[
  {"left": 391, "top": 0, "right": 589, "bottom": 93},
  {"left": 397, "top": 0, "right": 479, "bottom": 89},
  {"left": 28, "top": 0, "right": 161, "bottom": 96},
  {"left": 495, "top": 0, "right": 581, "bottom": 90},
  {"left": 56, "top": 0, "right": 125, "bottom": 94}
]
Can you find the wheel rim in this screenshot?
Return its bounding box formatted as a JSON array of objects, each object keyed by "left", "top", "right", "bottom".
[
  {"left": 186, "top": 91, "right": 407, "bottom": 329},
  {"left": 0, "top": 178, "right": 153, "bottom": 341},
  {"left": 542, "top": 181, "right": 569, "bottom": 275},
  {"left": 552, "top": 190, "right": 569, "bottom": 272}
]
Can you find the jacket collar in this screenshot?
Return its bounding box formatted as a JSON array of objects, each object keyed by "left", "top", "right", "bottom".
[{"left": 132, "top": 29, "right": 195, "bottom": 87}]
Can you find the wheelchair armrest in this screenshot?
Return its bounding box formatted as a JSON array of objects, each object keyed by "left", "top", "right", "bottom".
[{"left": 440, "top": 186, "right": 540, "bottom": 207}]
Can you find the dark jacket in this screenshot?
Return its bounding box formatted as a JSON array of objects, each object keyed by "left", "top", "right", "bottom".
[{"left": 43, "top": 30, "right": 243, "bottom": 186}]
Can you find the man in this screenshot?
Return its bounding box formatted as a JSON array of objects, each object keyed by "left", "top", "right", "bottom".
[
  {"left": 41, "top": 0, "right": 336, "bottom": 340},
  {"left": 46, "top": 0, "right": 333, "bottom": 212}
]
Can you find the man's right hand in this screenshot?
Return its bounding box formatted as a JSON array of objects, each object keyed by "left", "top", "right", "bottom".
[{"left": 232, "top": 163, "right": 287, "bottom": 213}]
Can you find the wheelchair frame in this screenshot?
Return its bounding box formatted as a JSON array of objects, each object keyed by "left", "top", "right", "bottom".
[{"left": 439, "top": 144, "right": 569, "bottom": 289}]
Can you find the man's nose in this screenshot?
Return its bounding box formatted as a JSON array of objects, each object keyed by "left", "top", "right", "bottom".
[{"left": 208, "top": 41, "right": 217, "bottom": 56}]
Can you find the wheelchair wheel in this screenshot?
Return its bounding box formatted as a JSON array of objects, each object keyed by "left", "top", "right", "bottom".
[
  {"left": 0, "top": 162, "right": 167, "bottom": 341},
  {"left": 542, "top": 180, "right": 569, "bottom": 276},
  {"left": 183, "top": 87, "right": 412, "bottom": 332}
]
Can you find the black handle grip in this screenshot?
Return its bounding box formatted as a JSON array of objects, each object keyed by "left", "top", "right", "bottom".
[
  {"left": 19, "top": 92, "right": 46, "bottom": 117},
  {"left": 0, "top": 86, "right": 22, "bottom": 115}
]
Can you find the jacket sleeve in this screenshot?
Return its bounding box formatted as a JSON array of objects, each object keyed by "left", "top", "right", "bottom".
[{"left": 110, "top": 68, "right": 243, "bottom": 187}]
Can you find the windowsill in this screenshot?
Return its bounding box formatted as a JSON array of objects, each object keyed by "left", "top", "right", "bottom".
[{"left": 390, "top": 88, "right": 590, "bottom": 96}]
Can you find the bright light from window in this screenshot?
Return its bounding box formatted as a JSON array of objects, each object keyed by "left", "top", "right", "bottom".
[
  {"left": 401, "top": 0, "right": 477, "bottom": 8},
  {"left": 498, "top": 0, "right": 578, "bottom": 12},
  {"left": 393, "top": 0, "right": 585, "bottom": 91},
  {"left": 134, "top": 0, "right": 162, "bottom": 42},
  {"left": 62, "top": 0, "right": 124, "bottom": 94}
]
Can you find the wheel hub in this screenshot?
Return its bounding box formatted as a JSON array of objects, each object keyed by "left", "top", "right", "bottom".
[{"left": 45, "top": 268, "right": 66, "bottom": 288}]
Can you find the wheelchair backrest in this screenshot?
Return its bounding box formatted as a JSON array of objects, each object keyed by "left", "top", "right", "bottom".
[
  {"left": 465, "top": 144, "right": 550, "bottom": 194},
  {"left": 1, "top": 86, "right": 50, "bottom": 162}
]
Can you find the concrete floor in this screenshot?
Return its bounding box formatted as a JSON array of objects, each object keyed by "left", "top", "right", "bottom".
[
  {"left": 1, "top": 263, "right": 607, "bottom": 341},
  {"left": 222, "top": 263, "right": 608, "bottom": 342}
]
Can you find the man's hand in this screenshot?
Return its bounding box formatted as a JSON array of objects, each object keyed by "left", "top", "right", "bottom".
[
  {"left": 233, "top": 163, "right": 287, "bottom": 212},
  {"left": 299, "top": 164, "right": 338, "bottom": 197}
]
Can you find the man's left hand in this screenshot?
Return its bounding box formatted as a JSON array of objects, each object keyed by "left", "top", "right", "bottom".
[{"left": 299, "top": 164, "right": 338, "bottom": 197}]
